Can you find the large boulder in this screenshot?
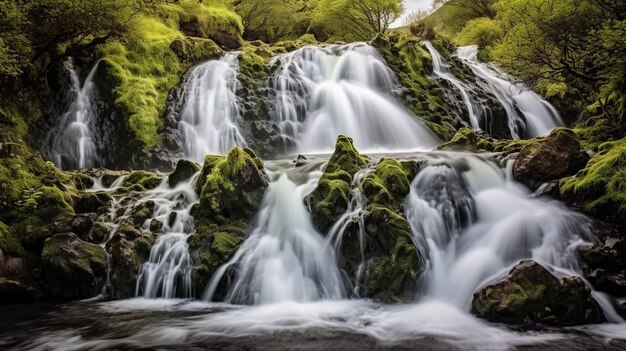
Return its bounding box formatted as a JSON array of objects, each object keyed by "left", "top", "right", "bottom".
[
  {"left": 307, "top": 136, "right": 369, "bottom": 233},
  {"left": 41, "top": 233, "right": 108, "bottom": 299},
  {"left": 513, "top": 129, "right": 588, "bottom": 189},
  {"left": 170, "top": 37, "right": 223, "bottom": 64},
  {"left": 105, "top": 224, "right": 155, "bottom": 299},
  {"left": 471, "top": 260, "right": 605, "bottom": 326},
  {"left": 189, "top": 147, "right": 268, "bottom": 297},
  {"left": 51, "top": 214, "right": 95, "bottom": 238}
]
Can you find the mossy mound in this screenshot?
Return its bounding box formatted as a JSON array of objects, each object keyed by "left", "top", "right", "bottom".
[
  {"left": 123, "top": 171, "right": 162, "bottom": 190},
  {"left": 194, "top": 147, "right": 268, "bottom": 225},
  {"left": 472, "top": 260, "right": 605, "bottom": 326},
  {"left": 41, "top": 233, "right": 108, "bottom": 299},
  {"left": 361, "top": 158, "right": 417, "bottom": 211},
  {"left": 560, "top": 137, "right": 626, "bottom": 224},
  {"left": 308, "top": 136, "right": 369, "bottom": 233}
]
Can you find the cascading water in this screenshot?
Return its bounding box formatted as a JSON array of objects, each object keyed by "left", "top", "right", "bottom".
[
  {"left": 204, "top": 161, "right": 345, "bottom": 305},
  {"left": 456, "top": 46, "right": 563, "bottom": 139},
  {"left": 43, "top": 58, "right": 100, "bottom": 170},
  {"left": 135, "top": 174, "right": 199, "bottom": 299},
  {"left": 272, "top": 43, "right": 437, "bottom": 153},
  {"left": 178, "top": 53, "right": 247, "bottom": 162},
  {"left": 423, "top": 42, "right": 481, "bottom": 130}
]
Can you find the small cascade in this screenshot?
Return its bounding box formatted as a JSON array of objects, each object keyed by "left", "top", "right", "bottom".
[
  {"left": 272, "top": 43, "right": 437, "bottom": 153},
  {"left": 204, "top": 164, "right": 345, "bottom": 305},
  {"left": 43, "top": 58, "right": 100, "bottom": 170},
  {"left": 456, "top": 46, "right": 563, "bottom": 139},
  {"left": 405, "top": 155, "right": 597, "bottom": 309},
  {"left": 178, "top": 53, "right": 247, "bottom": 162},
  {"left": 423, "top": 42, "right": 481, "bottom": 130},
  {"left": 135, "top": 175, "right": 199, "bottom": 299}
]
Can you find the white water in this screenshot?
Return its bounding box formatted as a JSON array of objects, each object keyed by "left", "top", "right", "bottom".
[
  {"left": 423, "top": 41, "right": 481, "bottom": 130},
  {"left": 178, "top": 53, "right": 246, "bottom": 162},
  {"left": 204, "top": 163, "right": 345, "bottom": 304},
  {"left": 135, "top": 174, "right": 199, "bottom": 298},
  {"left": 457, "top": 46, "right": 563, "bottom": 138},
  {"left": 43, "top": 59, "right": 100, "bottom": 170},
  {"left": 272, "top": 43, "right": 438, "bottom": 153}
]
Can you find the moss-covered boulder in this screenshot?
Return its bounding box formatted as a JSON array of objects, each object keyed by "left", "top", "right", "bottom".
[
  {"left": 361, "top": 158, "right": 416, "bottom": 211},
  {"left": 51, "top": 214, "right": 95, "bottom": 238},
  {"left": 194, "top": 148, "right": 268, "bottom": 225},
  {"left": 362, "top": 205, "right": 422, "bottom": 302},
  {"left": 438, "top": 128, "right": 496, "bottom": 152},
  {"left": 124, "top": 171, "right": 162, "bottom": 190},
  {"left": 513, "top": 128, "right": 588, "bottom": 189},
  {"left": 187, "top": 225, "right": 244, "bottom": 299},
  {"left": 189, "top": 147, "right": 268, "bottom": 296},
  {"left": 560, "top": 137, "right": 626, "bottom": 224},
  {"left": 471, "top": 260, "right": 605, "bottom": 326},
  {"left": 41, "top": 233, "right": 108, "bottom": 299},
  {"left": 169, "top": 159, "right": 200, "bottom": 188},
  {"left": 170, "top": 37, "right": 223, "bottom": 64},
  {"left": 105, "top": 224, "right": 156, "bottom": 299},
  {"left": 308, "top": 136, "right": 369, "bottom": 233},
  {"left": 73, "top": 191, "right": 113, "bottom": 214}
]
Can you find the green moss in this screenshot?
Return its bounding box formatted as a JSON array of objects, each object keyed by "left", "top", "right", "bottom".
[
  {"left": 98, "top": 1, "right": 243, "bottom": 151},
  {"left": 124, "top": 171, "right": 161, "bottom": 190},
  {"left": 0, "top": 221, "right": 25, "bottom": 256},
  {"left": 560, "top": 137, "right": 626, "bottom": 222},
  {"left": 362, "top": 158, "right": 413, "bottom": 210}
]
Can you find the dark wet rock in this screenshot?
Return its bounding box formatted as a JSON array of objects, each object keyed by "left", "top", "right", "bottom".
[
  {"left": 308, "top": 136, "right": 368, "bottom": 233},
  {"left": 0, "top": 278, "right": 37, "bottom": 303},
  {"left": 587, "top": 269, "right": 626, "bottom": 297},
  {"left": 51, "top": 214, "right": 95, "bottom": 238},
  {"left": 105, "top": 224, "right": 156, "bottom": 299},
  {"left": 169, "top": 159, "right": 200, "bottom": 188},
  {"left": 41, "top": 233, "right": 108, "bottom": 299},
  {"left": 472, "top": 260, "right": 605, "bottom": 326},
  {"left": 513, "top": 129, "right": 589, "bottom": 189},
  {"left": 86, "top": 222, "right": 110, "bottom": 244},
  {"left": 129, "top": 201, "right": 156, "bottom": 227}
]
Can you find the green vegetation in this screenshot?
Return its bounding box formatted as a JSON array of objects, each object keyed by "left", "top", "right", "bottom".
[{"left": 233, "top": 0, "right": 317, "bottom": 42}]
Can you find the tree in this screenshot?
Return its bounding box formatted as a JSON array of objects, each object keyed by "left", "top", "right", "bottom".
[
  {"left": 233, "top": 0, "right": 316, "bottom": 42},
  {"left": 312, "top": 0, "right": 405, "bottom": 41}
]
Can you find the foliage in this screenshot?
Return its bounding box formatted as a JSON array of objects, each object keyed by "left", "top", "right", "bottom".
[
  {"left": 233, "top": 0, "right": 316, "bottom": 42},
  {"left": 454, "top": 17, "right": 502, "bottom": 54},
  {"left": 312, "top": 0, "right": 405, "bottom": 41}
]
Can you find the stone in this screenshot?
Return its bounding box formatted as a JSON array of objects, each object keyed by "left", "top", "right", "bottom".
[
  {"left": 41, "top": 233, "right": 108, "bottom": 299},
  {"left": 52, "top": 214, "right": 95, "bottom": 238},
  {"left": 513, "top": 129, "right": 589, "bottom": 189},
  {"left": 471, "top": 260, "right": 605, "bottom": 326},
  {"left": 169, "top": 159, "right": 200, "bottom": 188}
]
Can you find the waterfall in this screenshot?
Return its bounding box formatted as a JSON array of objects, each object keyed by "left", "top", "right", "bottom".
[
  {"left": 456, "top": 46, "right": 563, "bottom": 139},
  {"left": 135, "top": 174, "right": 199, "bottom": 299},
  {"left": 178, "top": 53, "right": 247, "bottom": 162},
  {"left": 404, "top": 155, "right": 601, "bottom": 309},
  {"left": 43, "top": 58, "right": 100, "bottom": 170},
  {"left": 272, "top": 43, "right": 437, "bottom": 153},
  {"left": 423, "top": 42, "right": 481, "bottom": 130},
  {"left": 204, "top": 163, "right": 345, "bottom": 305}
]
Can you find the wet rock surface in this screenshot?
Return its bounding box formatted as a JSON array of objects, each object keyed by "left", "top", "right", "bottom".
[{"left": 472, "top": 260, "right": 605, "bottom": 326}]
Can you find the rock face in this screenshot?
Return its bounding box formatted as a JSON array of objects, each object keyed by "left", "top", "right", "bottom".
[
  {"left": 472, "top": 260, "right": 605, "bottom": 326},
  {"left": 105, "top": 224, "right": 155, "bottom": 299},
  {"left": 168, "top": 159, "right": 200, "bottom": 188},
  {"left": 308, "top": 136, "right": 369, "bottom": 233},
  {"left": 189, "top": 147, "right": 268, "bottom": 297},
  {"left": 579, "top": 237, "right": 626, "bottom": 297},
  {"left": 513, "top": 129, "right": 588, "bottom": 189},
  {"left": 41, "top": 233, "right": 108, "bottom": 299}
]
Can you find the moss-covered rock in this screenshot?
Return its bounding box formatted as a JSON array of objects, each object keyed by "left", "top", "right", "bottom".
[
  {"left": 51, "top": 214, "right": 95, "bottom": 238},
  {"left": 169, "top": 159, "right": 200, "bottom": 188},
  {"left": 124, "top": 171, "right": 162, "bottom": 190},
  {"left": 170, "top": 37, "right": 223, "bottom": 64},
  {"left": 194, "top": 147, "right": 268, "bottom": 226},
  {"left": 361, "top": 158, "right": 415, "bottom": 211},
  {"left": 105, "top": 224, "right": 156, "bottom": 299},
  {"left": 308, "top": 136, "right": 369, "bottom": 233},
  {"left": 513, "top": 128, "right": 588, "bottom": 189},
  {"left": 560, "top": 137, "right": 626, "bottom": 224},
  {"left": 361, "top": 204, "right": 422, "bottom": 302},
  {"left": 41, "top": 233, "right": 108, "bottom": 299},
  {"left": 471, "top": 260, "right": 605, "bottom": 326},
  {"left": 129, "top": 201, "right": 156, "bottom": 227},
  {"left": 73, "top": 191, "right": 113, "bottom": 214},
  {"left": 187, "top": 225, "right": 244, "bottom": 299}
]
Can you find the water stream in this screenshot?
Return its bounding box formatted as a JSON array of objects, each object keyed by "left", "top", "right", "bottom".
[
  {"left": 272, "top": 43, "right": 437, "bottom": 153},
  {"left": 42, "top": 58, "right": 101, "bottom": 170},
  {"left": 456, "top": 46, "right": 563, "bottom": 138},
  {"left": 178, "top": 53, "right": 247, "bottom": 162}
]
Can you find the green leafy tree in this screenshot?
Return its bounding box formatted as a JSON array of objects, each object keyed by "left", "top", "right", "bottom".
[
  {"left": 312, "top": 0, "right": 405, "bottom": 41},
  {"left": 233, "top": 0, "right": 317, "bottom": 42}
]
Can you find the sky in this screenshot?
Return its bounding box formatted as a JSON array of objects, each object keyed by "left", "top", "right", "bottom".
[{"left": 393, "top": 0, "right": 434, "bottom": 27}]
